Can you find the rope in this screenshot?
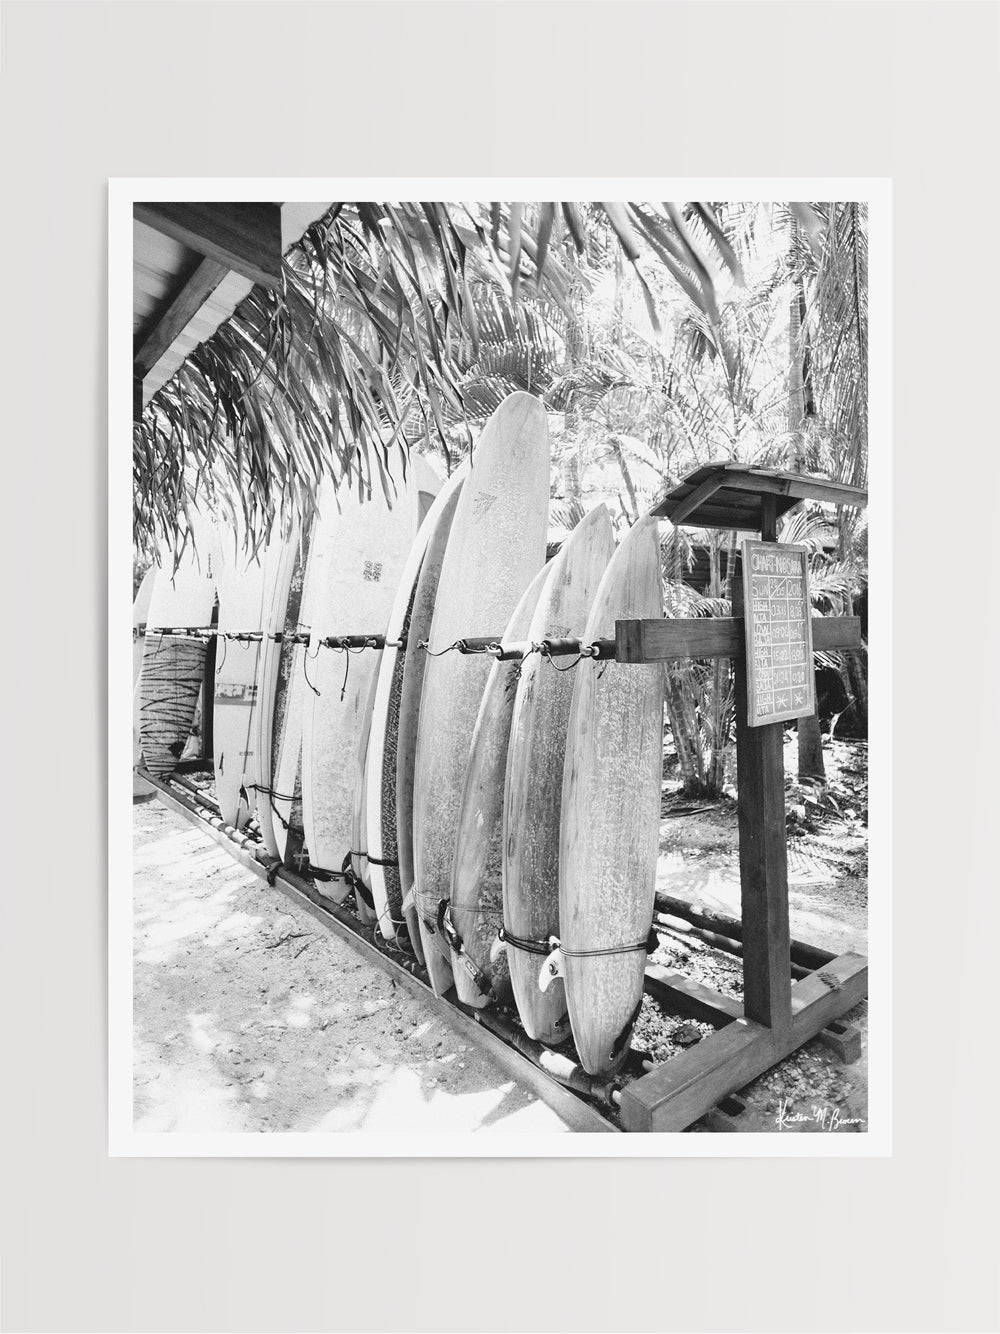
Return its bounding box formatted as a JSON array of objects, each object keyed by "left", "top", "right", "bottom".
[
  {"left": 558, "top": 927, "right": 660, "bottom": 959},
  {"left": 302, "top": 641, "right": 321, "bottom": 695},
  {"left": 496, "top": 924, "right": 554, "bottom": 957},
  {"left": 538, "top": 642, "right": 586, "bottom": 673}
]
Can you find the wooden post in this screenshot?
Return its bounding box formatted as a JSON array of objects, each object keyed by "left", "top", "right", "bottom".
[{"left": 733, "top": 494, "right": 793, "bottom": 1037}]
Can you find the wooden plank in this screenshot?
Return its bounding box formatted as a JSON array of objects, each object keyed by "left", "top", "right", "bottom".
[
  {"left": 133, "top": 256, "right": 230, "bottom": 378},
  {"left": 615, "top": 617, "right": 739, "bottom": 662},
  {"left": 140, "top": 770, "right": 617, "bottom": 1133},
  {"left": 643, "top": 966, "right": 742, "bottom": 1025},
  {"left": 654, "top": 892, "right": 836, "bottom": 971},
  {"left": 133, "top": 202, "right": 283, "bottom": 288},
  {"left": 663, "top": 471, "right": 727, "bottom": 526},
  {"left": 614, "top": 615, "right": 861, "bottom": 662},
  {"left": 620, "top": 951, "right": 868, "bottom": 1130},
  {"left": 732, "top": 558, "right": 793, "bottom": 1035},
  {"left": 721, "top": 469, "right": 868, "bottom": 510}
]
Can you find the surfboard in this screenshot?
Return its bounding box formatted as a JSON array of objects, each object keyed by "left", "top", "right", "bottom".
[
  {"left": 249, "top": 516, "right": 299, "bottom": 856},
  {"left": 213, "top": 526, "right": 270, "bottom": 829},
  {"left": 140, "top": 517, "right": 218, "bottom": 778},
  {"left": 132, "top": 565, "right": 157, "bottom": 795},
  {"left": 412, "top": 392, "right": 550, "bottom": 997},
  {"left": 364, "top": 460, "right": 459, "bottom": 952},
  {"left": 350, "top": 663, "right": 382, "bottom": 926},
  {"left": 450, "top": 563, "right": 551, "bottom": 1007},
  {"left": 503, "top": 503, "right": 616, "bottom": 1042},
  {"left": 301, "top": 464, "right": 428, "bottom": 894},
  {"left": 557, "top": 513, "right": 664, "bottom": 1076},
  {"left": 269, "top": 518, "right": 315, "bottom": 866}
]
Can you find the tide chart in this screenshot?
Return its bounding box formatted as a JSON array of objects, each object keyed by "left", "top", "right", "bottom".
[{"left": 741, "top": 539, "right": 816, "bottom": 727}]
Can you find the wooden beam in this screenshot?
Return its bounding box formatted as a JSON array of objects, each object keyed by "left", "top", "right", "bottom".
[
  {"left": 134, "top": 202, "right": 283, "bottom": 288},
  {"left": 732, "top": 557, "right": 793, "bottom": 1034},
  {"left": 620, "top": 951, "right": 868, "bottom": 1130},
  {"left": 643, "top": 966, "right": 742, "bottom": 1026},
  {"left": 133, "top": 256, "right": 230, "bottom": 379},
  {"left": 615, "top": 615, "right": 862, "bottom": 662},
  {"left": 654, "top": 892, "right": 836, "bottom": 972},
  {"left": 722, "top": 469, "right": 868, "bottom": 511},
  {"left": 662, "top": 471, "right": 728, "bottom": 526}
]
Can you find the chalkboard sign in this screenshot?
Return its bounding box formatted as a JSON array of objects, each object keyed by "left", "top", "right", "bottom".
[{"left": 741, "top": 540, "right": 816, "bottom": 728}]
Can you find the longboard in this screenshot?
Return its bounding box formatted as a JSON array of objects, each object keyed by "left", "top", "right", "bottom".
[
  {"left": 412, "top": 393, "right": 550, "bottom": 997},
  {"left": 269, "top": 518, "right": 315, "bottom": 866},
  {"left": 250, "top": 516, "right": 299, "bottom": 856},
  {"left": 301, "top": 465, "right": 429, "bottom": 894},
  {"left": 213, "top": 527, "right": 270, "bottom": 828},
  {"left": 503, "top": 503, "right": 616, "bottom": 1042},
  {"left": 558, "top": 513, "right": 664, "bottom": 1076},
  {"left": 350, "top": 662, "right": 383, "bottom": 926},
  {"left": 450, "top": 563, "right": 551, "bottom": 1006},
  {"left": 365, "top": 461, "right": 463, "bottom": 953},
  {"left": 140, "top": 517, "right": 218, "bottom": 778}
]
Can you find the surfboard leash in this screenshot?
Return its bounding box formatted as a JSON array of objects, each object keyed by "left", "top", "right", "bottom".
[{"left": 436, "top": 900, "right": 496, "bottom": 1001}]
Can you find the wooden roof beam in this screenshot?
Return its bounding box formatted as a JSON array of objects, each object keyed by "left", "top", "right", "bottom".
[
  {"left": 721, "top": 469, "right": 869, "bottom": 510},
  {"left": 133, "top": 202, "right": 283, "bottom": 288},
  {"left": 133, "top": 255, "right": 230, "bottom": 385},
  {"left": 663, "top": 472, "right": 727, "bottom": 526}
]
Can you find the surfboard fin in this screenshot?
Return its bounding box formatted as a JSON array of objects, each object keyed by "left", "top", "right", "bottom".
[{"left": 538, "top": 943, "right": 565, "bottom": 993}]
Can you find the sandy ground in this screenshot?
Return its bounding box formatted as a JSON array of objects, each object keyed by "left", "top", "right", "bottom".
[{"left": 132, "top": 799, "right": 573, "bottom": 1133}]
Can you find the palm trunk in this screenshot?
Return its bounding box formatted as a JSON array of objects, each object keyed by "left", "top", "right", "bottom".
[{"left": 789, "top": 217, "right": 826, "bottom": 782}]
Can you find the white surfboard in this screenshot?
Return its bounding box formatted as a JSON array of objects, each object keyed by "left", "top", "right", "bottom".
[
  {"left": 364, "top": 460, "right": 462, "bottom": 948},
  {"left": 450, "top": 563, "right": 551, "bottom": 1006},
  {"left": 249, "top": 515, "right": 299, "bottom": 856},
  {"left": 268, "top": 519, "right": 316, "bottom": 867},
  {"left": 558, "top": 513, "right": 665, "bottom": 1076},
  {"left": 503, "top": 503, "right": 616, "bottom": 1041},
  {"left": 412, "top": 393, "right": 551, "bottom": 997},
  {"left": 301, "top": 462, "right": 430, "bottom": 894},
  {"left": 213, "top": 524, "right": 271, "bottom": 829}
]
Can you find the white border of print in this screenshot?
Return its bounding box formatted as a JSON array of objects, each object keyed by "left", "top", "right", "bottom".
[{"left": 110, "top": 177, "right": 891, "bottom": 1158}]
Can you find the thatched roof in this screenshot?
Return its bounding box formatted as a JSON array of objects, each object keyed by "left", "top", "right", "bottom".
[{"left": 132, "top": 202, "right": 751, "bottom": 556}]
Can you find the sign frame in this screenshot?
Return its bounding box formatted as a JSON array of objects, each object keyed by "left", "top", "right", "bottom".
[{"left": 741, "top": 539, "right": 816, "bottom": 728}]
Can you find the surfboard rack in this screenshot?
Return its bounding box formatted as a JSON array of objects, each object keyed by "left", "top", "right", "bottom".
[
  {"left": 609, "top": 477, "right": 870, "bottom": 1132},
  {"left": 136, "top": 471, "right": 868, "bottom": 1133},
  {"left": 140, "top": 761, "right": 864, "bottom": 1132}
]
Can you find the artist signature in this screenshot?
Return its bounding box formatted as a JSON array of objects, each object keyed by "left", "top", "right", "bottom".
[{"left": 775, "top": 1098, "right": 865, "bottom": 1131}]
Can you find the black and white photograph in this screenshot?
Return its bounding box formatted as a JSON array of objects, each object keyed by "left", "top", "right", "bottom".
[
  {"left": 117, "top": 189, "right": 884, "bottom": 1146},
  {"left": 5, "top": 2, "right": 998, "bottom": 1330}
]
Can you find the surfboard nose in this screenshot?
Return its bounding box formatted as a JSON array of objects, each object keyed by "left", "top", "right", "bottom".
[{"left": 489, "top": 389, "right": 547, "bottom": 431}]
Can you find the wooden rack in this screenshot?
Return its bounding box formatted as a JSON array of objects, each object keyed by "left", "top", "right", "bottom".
[
  {"left": 139, "top": 465, "right": 869, "bottom": 1133},
  {"left": 614, "top": 468, "right": 869, "bottom": 1130}
]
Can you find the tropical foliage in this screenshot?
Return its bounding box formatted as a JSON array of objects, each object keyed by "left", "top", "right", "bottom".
[
  {"left": 134, "top": 199, "right": 869, "bottom": 791},
  {"left": 133, "top": 202, "right": 746, "bottom": 557}
]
